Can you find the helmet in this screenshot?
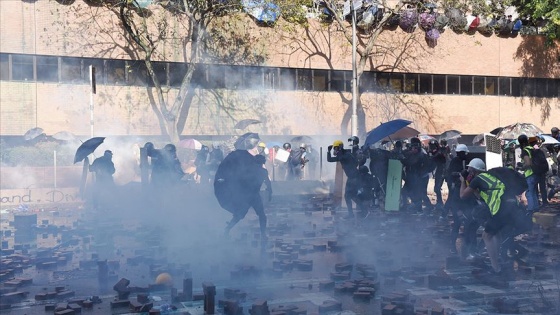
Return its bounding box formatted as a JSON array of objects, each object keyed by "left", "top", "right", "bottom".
[
  {"left": 164, "top": 144, "right": 176, "bottom": 152},
  {"left": 283, "top": 143, "right": 291, "bottom": 150},
  {"left": 348, "top": 136, "right": 359, "bottom": 145},
  {"left": 104, "top": 150, "right": 113, "bottom": 157},
  {"left": 333, "top": 140, "right": 343, "bottom": 148},
  {"left": 440, "top": 139, "right": 448, "bottom": 146},
  {"left": 429, "top": 139, "right": 439, "bottom": 147},
  {"left": 258, "top": 141, "right": 266, "bottom": 148},
  {"left": 455, "top": 144, "right": 469, "bottom": 153},
  {"left": 410, "top": 137, "right": 421, "bottom": 146},
  {"left": 518, "top": 134, "right": 528, "bottom": 144},
  {"left": 551, "top": 127, "right": 559, "bottom": 134},
  {"left": 467, "top": 158, "right": 486, "bottom": 171},
  {"left": 300, "top": 143, "right": 307, "bottom": 149}
]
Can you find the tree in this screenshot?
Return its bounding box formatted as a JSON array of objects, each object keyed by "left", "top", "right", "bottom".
[{"left": 511, "top": 0, "right": 560, "bottom": 43}]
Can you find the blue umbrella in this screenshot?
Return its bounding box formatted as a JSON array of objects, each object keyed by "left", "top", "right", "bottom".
[{"left": 364, "top": 119, "right": 413, "bottom": 146}]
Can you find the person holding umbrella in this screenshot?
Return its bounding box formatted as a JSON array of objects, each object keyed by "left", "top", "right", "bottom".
[
  {"left": 327, "top": 140, "right": 360, "bottom": 219},
  {"left": 89, "top": 150, "right": 116, "bottom": 210}
]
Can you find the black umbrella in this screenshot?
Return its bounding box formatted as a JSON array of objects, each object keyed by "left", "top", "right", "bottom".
[
  {"left": 52, "top": 131, "right": 77, "bottom": 141},
  {"left": 74, "top": 137, "right": 105, "bottom": 164},
  {"left": 23, "top": 127, "right": 45, "bottom": 141},
  {"left": 234, "top": 119, "right": 261, "bottom": 130},
  {"left": 489, "top": 127, "right": 503, "bottom": 135},
  {"left": 234, "top": 132, "right": 260, "bottom": 150}
]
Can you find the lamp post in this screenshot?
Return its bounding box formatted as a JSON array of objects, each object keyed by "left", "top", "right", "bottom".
[{"left": 350, "top": 0, "right": 359, "bottom": 137}]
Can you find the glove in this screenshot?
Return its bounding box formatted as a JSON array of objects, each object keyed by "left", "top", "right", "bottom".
[
  {"left": 460, "top": 170, "right": 469, "bottom": 180},
  {"left": 328, "top": 145, "right": 333, "bottom": 151}
]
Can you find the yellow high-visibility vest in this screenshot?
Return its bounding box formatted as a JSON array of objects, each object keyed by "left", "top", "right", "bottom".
[
  {"left": 523, "top": 146, "right": 534, "bottom": 177},
  {"left": 477, "top": 173, "right": 505, "bottom": 216}
]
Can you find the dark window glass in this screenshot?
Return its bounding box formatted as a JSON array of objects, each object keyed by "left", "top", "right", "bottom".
[
  {"left": 511, "top": 77, "right": 521, "bottom": 97},
  {"left": 498, "top": 77, "right": 510, "bottom": 96},
  {"left": 432, "top": 75, "right": 446, "bottom": 94},
  {"left": 473, "top": 77, "right": 485, "bottom": 95},
  {"left": 359, "top": 71, "right": 375, "bottom": 93},
  {"left": 460, "top": 75, "right": 472, "bottom": 95},
  {"left": 225, "top": 66, "right": 242, "bottom": 89},
  {"left": 343, "top": 71, "right": 352, "bottom": 91},
  {"left": 207, "top": 65, "right": 226, "bottom": 89},
  {"left": 376, "top": 72, "right": 390, "bottom": 90},
  {"left": 447, "top": 75, "right": 459, "bottom": 94},
  {"left": 419, "top": 74, "right": 431, "bottom": 93},
  {"left": 552, "top": 79, "right": 560, "bottom": 97},
  {"left": 151, "top": 61, "right": 168, "bottom": 87},
  {"left": 263, "top": 68, "right": 278, "bottom": 89},
  {"left": 85, "top": 59, "right": 105, "bottom": 85},
  {"left": 279, "top": 68, "right": 296, "bottom": 90},
  {"left": 106, "top": 60, "right": 126, "bottom": 85},
  {"left": 36, "top": 56, "right": 58, "bottom": 82},
  {"left": 404, "top": 74, "right": 417, "bottom": 93},
  {"left": 535, "top": 78, "right": 546, "bottom": 97},
  {"left": 520, "top": 78, "right": 535, "bottom": 96},
  {"left": 485, "top": 77, "right": 498, "bottom": 95},
  {"left": 389, "top": 74, "right": 403, "bottom": 92},
  {"left": 0, "top": 54, "right": 9, "bottom": 80},
  {"left": 331, "top": 71, "right": 346, "bottom": 92},
  {"left": 297, "top": 69, "right": 312, "bottom": 90},
  {"left": 12, "top": 54, "right": 34, "bottom": 81},
  {"left": 243, "top": 66, "right": 263, "bottom": 89},
  {"left": 61, "top": 57, "right": 83, "bottom": 83},
  {"left": 127, "top": 60, "right": 148, "bottom": 86},
  {"left": 313, "top": 69, "right": 329, "bottom": 91},
  {"left": 169, "top": 63, "right": 189, "bottom": 87}
]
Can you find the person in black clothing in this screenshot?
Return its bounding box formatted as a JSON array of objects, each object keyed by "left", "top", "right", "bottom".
[
  {"left": 402, "top": 137, "right": 430, "bottom": 213},
  {"left": 195, "top": 145, "right": 210, "bottom": 184},
  {"left": 428, "top": 140, "right": 447, "bottom": 210},
  {"left": 356, "top": 165, "right": 375, "bottom": 217},
  {"left": 214, "top": 133, "right": 270, "bottom": 239},
  {"left": 207, "top": 143, "right": 224, "bottom": 182},
  {"left": 327, "top": 139, "right": 359, "bottom": 219},
  {"left": 288, "top": 143, "right": 308, "bottom": 180},
  {"left": 89, "top": 150, "right": 116, "bottom": 209}
]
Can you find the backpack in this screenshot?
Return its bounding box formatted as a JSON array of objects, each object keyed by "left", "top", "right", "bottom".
[
  {"left": 289, "top": 149, "right": 304, "bottom": 166},
  {"left": 486, "top": 167, "right": 528, "bottom": 197},
  {"left": 525, "top": 148, "right": 549, "bottom": 175}
]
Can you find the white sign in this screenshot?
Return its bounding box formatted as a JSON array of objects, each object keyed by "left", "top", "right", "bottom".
[{"left": 275, "top": 149, "right": 290, "bottom": 163}]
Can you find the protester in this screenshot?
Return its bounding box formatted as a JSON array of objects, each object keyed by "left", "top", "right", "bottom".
[
  {"left": 89, "top": 150, "right": 115, "bottom": 210},
  {"left": 518, "top": 134, "right": 539, "bottom": 212},
  {"left": 428, "top": 139, "right": 447, "bottom": 211},
  {"left": 288, "top": 143, "right": 308, "bottom": 180},
  {"left": 214, "top": 133, "right": 269, "bottom": 238},
  {"left": 327, "top": 140, "right": 359, "bottom": 219},
  {"left": 195, "top": 145, "right": 210, "bottom": 184}
]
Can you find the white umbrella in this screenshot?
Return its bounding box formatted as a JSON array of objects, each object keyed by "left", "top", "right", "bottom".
[{"left": 541, "top": 135, "right": 560, "bottom": 145}]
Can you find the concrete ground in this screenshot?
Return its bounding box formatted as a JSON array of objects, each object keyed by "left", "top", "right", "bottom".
[{"left": 1, "top": 180, "right": 560, "bottom": 314}]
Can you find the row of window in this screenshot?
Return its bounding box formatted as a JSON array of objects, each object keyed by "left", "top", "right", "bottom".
[{"left": 1, "top": 53, "right": 559, "bottom": 98}]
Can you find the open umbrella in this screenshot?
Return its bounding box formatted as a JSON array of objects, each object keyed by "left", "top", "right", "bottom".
[
  {"left": 364, "top": 119, "right": 414, "bottom": 146},
  {"left": 495, "top": 122, "right": 543, "bottom": 140},
  {"left": 439, "top": 129, "right": 462, "bottom": 141},
  {"left": 419, "top": 134, "right": 437, "bottom": 145},
  {"left": 178, "top": 138, "right": 203, "bottom": 150},
  {"left": 23, "top": 127, "right": 44, "bottom": 141},
  {"left": 52, "top": 131, "right": 77, "bottom": 141},
  {"left": 489, "top": 127, "right": 503, "bottom": 135},
  {"left": 234, "top": 119, "right": 261, "bottom": 130},
  {"left": 234, "top": 132, "right": 260, "bottom": 150},
  {"left": 542, "top": 134, "right": 560, "bottom": 145},
  {"left": 472, "top": 133, "right": 485, "bottom": 145},
  {"left": 291, "top": 135, "right": 314, "bottom": 144},
  {"left": 74, "top": 137, "right": 105, "bottom": 164}
]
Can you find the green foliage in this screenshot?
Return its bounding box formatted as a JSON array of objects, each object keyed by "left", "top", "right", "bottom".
[
  {"left": 2, "top": 142, "right": 75, "bottom": 167},
  {"left": 512, "top": 0, "right": 560, "bottom": 44},
  {"left": 276, "top": 0, "right": 309, "bottom": 25}
]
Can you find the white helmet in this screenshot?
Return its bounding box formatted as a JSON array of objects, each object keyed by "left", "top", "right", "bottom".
[
  {"left": 455, "top": 144, "right": 469, "bottom": 153},
  {"left": 467, "top": 158, "right": 486, "bottom": 171}
]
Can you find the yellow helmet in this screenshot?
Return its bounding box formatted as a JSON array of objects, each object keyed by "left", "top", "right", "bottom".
[
  {"left": 333, "top": 140, "right": 343, "bottom": 147},
  {"left": 258, "top": 141, "right": 266, "bottom": 148}
]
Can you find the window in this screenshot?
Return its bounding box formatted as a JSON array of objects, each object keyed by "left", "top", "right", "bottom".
[
  {"left": 61, "top": 57, "right": 83, "bottom": 83},
  {"left": 511, "top": 77, "right": 521, "bottom": 97},
  {"left": 359, "top": 71, "right": 375, "bottom": 93},
  {"left": 106, "top": 60, "right": 126, "bottom": 85},
  {"left": 85, "top": 59, "right": 105, "bottom": 86},
  {"left": 169, "top": 63, "right": 189, "bottom": 87},
  {"left": 0, "top": 54, "right": 9, "bottom": 80},
  {"left": 127, "top": 60, "right": 148, "bottom": 86},
  {"left": 535, "top": 78, "right": 547, "bottom": 97},
  {"left": 313, "top": 69, "right": 329, "bottom": 91},
  {"left": 330, "top": 71, "right": 346, "bottom": 92},
  {"left": 243, "top": 66, "right": 263, "bottom": 89},
  {"left": 263, "top": 68, "right": 278, "bottom": 89},
  {"left": 297, "top": 69, "right": 312, "bottom": 90},
  {"left": 376, "top": 72, "right": 390, "bottom": 90},
  {"left": 389, "top": 74, "right": 403, "bottom": 92},
  {"left": 36, "top": 56, "right": 58, "bottom": 82},
  {"left": 12, "top": 54, "right": 34, "bottom": 81},
  {"left": 207, "top": 65, "right": 226, "bottom": 89},
  {"left": 498, "top": 77, "right": 510, "bottom": 96},
  {"left": 151, "top": 61, "right": 168, "bottom": 87},
  {"left": 473, "top": 77, "right": 485, "bottom": 95},
  {"left": 432, "top": 75, "right": 445, "bottom": 94},
  {"left": 419, "top": 74, "right": 431, "bottom": 93},
  {"left": 404, "top": 74, "right": 417, "bottom": 93},
  {"left": 552, "top": 79, "right": 560, "bottom": 97},
  {"left": 447, "top": 76, "right": 459, "bottom": 94},
  {"left": 486, "top": 77, "right": 498, "bottom": 95},
  {"left": 520, "top": 78, "right": 535, "bottom": 96},
  {"left": 460, "top": 75, "right": 472, "bottom": 95},
  {"left": 225, "top": 66, "right": 242, "bottom": 89},
  {"left": 279, "top": 68, "right": 295, "bottom": 90}
]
